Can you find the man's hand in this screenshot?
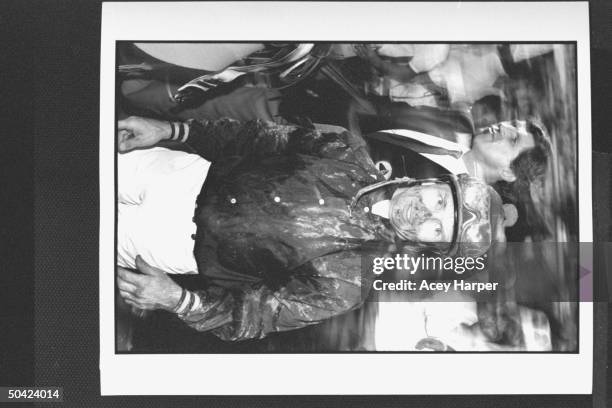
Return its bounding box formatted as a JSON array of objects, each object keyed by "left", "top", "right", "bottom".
[
  {"left": 117, "top": 116, "right": 172, "bottom": 152},
  {"left": 117, "top": 256, "right": 184, "bottom": 311}
]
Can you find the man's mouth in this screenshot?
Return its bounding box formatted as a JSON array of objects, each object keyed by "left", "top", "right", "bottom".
[
  {"left": 402, "top": 202, "right": 414, "bottom": 223},
  {"left": 489, "top": 127, "right": 500, "bottom": 142},
  {"left": 395, "top": 196, "right": 419, "bottom": 227},
  {"left": 475, "top": 127, "right": 499, "bottom": 144}
]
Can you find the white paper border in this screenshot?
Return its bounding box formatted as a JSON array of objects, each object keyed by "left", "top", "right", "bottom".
[{"left": 100, "top": 1, "right": 593, "bottom": 395}]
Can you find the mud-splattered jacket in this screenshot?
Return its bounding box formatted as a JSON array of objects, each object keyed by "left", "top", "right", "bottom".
[{"left": 180, "top": 118, "right": 393, "bottom": 341}]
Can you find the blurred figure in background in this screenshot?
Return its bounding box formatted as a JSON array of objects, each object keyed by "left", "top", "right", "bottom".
[
  {"left": 349, "top": 44, "right": 553, "bottom": 142},
  {"left": 352, "top": 43, "right": 553, "bottom": 109},
  {"left": 118, "top": 43, "right": 304, "bottom": 124}
]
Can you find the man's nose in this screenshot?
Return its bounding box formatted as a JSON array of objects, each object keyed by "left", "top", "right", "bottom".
[{"left": 412, "top": 203, "right": 431, "bottom": 222}]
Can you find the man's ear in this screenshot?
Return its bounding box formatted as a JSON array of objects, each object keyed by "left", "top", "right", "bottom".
[
  {"left": 499, "top": 167, "right": 516, "bottom": 182},
  {"left": 502, "top": 204, "right": 518, "bottom": 227}
]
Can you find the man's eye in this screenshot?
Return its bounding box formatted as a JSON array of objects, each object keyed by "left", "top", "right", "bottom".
[
  {"left": 435, "top": 226, "right": 442, "bottom": 239},
  {"left": 432, "top": 221, "right": 442, "bottom": 236},
  {"left": 436, "top": 194, "right": 446, "bottom": 209}
]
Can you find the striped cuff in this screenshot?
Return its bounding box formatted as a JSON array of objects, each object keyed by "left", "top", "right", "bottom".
[
  {"left": 168, "top": 122, "right": 190, "bottom": 143},
  {"left": 174, "top": 290, "right": 201, "bottom": 317},
  {"left": 172, "top": 289, "right": 189, "bottom": 314}
]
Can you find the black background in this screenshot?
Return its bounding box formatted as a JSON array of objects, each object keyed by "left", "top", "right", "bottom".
[{"left": 1, "top": 0, "right": 610, "bottom": 406}]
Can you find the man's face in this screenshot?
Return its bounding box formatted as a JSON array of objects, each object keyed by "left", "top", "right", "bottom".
[
  {"left": 389, "top": 183, "right": 454, "bottom": 243},
  {"left": 471, "top": 120, "right": 535, "bottom": 174}
]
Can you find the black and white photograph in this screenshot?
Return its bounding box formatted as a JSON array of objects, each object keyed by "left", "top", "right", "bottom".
[
  {"left": 114, "top": 40, "right": 579, "bottom": 354},
  {"left": 99, "top": 2, "right": 593, "bottom": 395}
]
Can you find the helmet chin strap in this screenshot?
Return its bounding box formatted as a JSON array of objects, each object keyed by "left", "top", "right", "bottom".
[{"left": 348, "top": 177, "right": 415, "bottom": 217}]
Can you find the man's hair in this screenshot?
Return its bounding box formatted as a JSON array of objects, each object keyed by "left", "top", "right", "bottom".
[
  {"left": 509, "top": 119, "right": 552, "bottom": 192},
  {"left": 493, "top": 119, "right": 552, "bottom": 213}
]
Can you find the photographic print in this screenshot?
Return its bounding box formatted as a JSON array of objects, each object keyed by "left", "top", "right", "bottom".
[{"left": 100, "top": 2, "right": 593, "bottom": 395}]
